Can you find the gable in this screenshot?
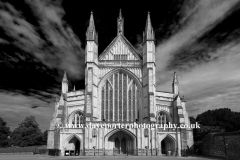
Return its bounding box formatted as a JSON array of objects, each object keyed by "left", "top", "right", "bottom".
[{"left": 99, "top": 35, "right": 141, "bottom": 61}]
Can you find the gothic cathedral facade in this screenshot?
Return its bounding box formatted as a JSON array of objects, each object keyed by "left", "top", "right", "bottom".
[{"left": 47, "top": 10, "right": 194, "bottom": 156}]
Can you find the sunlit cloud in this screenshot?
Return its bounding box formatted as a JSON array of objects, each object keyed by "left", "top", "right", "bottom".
[
  {"left": 155, "top": 0, "right": 240, "bottom": 116},
  {"left": 0, "top": 0, "right": 84, "bottom": 79},
  {"left": 0, "top": 0, "right": 240, "bottom": 130},
  {"left": 0, "top": 91, "right": 54, "bottom": 130},
  {"left": 156, "top": 0, "right": 239, "bottom": 74}
]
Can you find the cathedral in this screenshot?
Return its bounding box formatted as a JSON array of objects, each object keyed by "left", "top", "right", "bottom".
[{"left": 47, "top": 10, "right": 194, "bottom": 156}]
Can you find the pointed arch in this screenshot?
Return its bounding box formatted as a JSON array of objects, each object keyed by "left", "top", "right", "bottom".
[
  {"left": 104, "top": 128, "right": 136, "bottom": 141},
  {"left": 64, "top": 134, "right": 82, "bottom": 151},
  {"left": 104, "top": 128, "right": 137, "bottom": 152},
  {"left": 160, "top": 134, "right": 177, "bottom": 155},
  {"left": 99, "top": 68, "right": 142, "bottom": 122},
  {"left": 65, "top": 134, "right": 82, "bottom": 144},
  {"left": 68, "top": 110, "right": 84, "bottom": 125},
  {"left": 98, "top": 68, "right": 142, "bottom": 89},
  {"left": 161, "top": 134, "right": 176, "bottom": 142},
  {"left": 156, "top": 110, "right": 173, "bottom": 124}
]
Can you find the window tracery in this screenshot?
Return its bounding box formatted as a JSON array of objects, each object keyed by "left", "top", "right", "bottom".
[
  {"left": 69, "top": 111, "right": 84, "bottom": 126},
  {"left": 101, "top": 72, "right": 140, "bottom": 121},
  {"left": 157, "top": 111, "right": 170, "bottom": 124}
]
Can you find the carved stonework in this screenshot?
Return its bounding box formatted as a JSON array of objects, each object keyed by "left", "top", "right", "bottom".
[
  {"left": 156, "top": 105, "right": 170, "bottom": 113},
  {"left": 92, "top": 129, "right": 97, "bottom": 137},
  {"left": 99, "top": 37, "right": 141, "bottom": 61},
  {"left": 144, "top": 128, "right": 149, "bottom": 137},
  {"left": 109, "top": 131, "right": 131, "bottom": 141},
  {"left": 47, "top": 11, "right": 194, "bottom": 157}
]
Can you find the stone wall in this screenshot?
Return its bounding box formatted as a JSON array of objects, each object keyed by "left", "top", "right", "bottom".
[{"left": 200, "top": 131, "right": 240, "bottom": 160}]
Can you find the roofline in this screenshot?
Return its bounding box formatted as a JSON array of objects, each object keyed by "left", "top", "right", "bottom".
[{"left": 98, "top": 34, "right": 142, "bottom": 60}]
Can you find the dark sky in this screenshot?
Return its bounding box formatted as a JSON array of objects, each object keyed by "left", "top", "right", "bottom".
[{"left": 1, "top": 0, "right": 240, "bottom": 131}]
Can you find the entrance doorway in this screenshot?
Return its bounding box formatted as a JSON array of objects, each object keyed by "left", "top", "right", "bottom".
[
  {"left": 108, "top": 130, "right": 135, "bottom": 155},
  {"left": 67, "top": 136, "right": 81, "bottom": 156},
  {"left": 161, "top": 140, "right": 166, "bottom": 154},
  {"left": 115, "top": 138, "right": 120, "bottom": 150},
  {"left": 121, "top": 138, "right": 126, "bottom": 154},
  {"left": 161, "top": 135, "right": 175, "bottom": 155}
]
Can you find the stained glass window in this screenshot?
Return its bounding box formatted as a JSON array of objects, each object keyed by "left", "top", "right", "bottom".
[
  {"left": 70, "top": 111, "right": 84, "bottom": 125},
  {"left": 106, "top": 82, "right": 108, "bottom": 121},
  {"left": 101, "top": 88, "right": 104, "bottom": 120},
  {"left": 123, "top": 74, "right": 127, "bottom": 121},
  {"left": 132, "top": 83, "right": 135, "bottom": 120},
  {"left": 157, "top": 112, "right": 168, "bottom": 124},
  {"left": 119, "top": 73, "right": 122, "bottom": 121},
  {"left": 110, "top": 87, "right": 113, "bottom": 121},
  {"left": 100, "top": 72, "right": 140, "bottom": 122},
  {"left": 128, "top": 89, "right": 131, "bottom": 121},
  {"left": 114, "top": 73, "right": 118, "bottom": 121}
]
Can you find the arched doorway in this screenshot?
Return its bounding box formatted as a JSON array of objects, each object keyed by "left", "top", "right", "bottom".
[
  {"left": 107, "top": 130, "right": 136, "bottom": 155},
  {"left": 67, "top": 136, "right": 81, "bottom": 156},
  {"left": 115, "top": 138, "right": 120, "bottom": 150},
  {"left": 161, "top": 140, "right": 166, "bottom": 154},
  {"left": 161, "top": 135, "right": 175, "bottom": 155},
  {"left": 121, "top": 138, "right": 126, "bottom": 154},
  {"left": 114, "top": 137, "right": 127, "bottom": 154}
]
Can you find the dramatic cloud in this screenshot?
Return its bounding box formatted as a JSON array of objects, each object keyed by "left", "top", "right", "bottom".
[
  {"left": 156, "top": 0, "right": 239, "bottom": 74},
  {"left": 0, "top": 0, "right": 84, "bottom": 130},
  {"left": 1, "top": 0, "right": 240, "bottom": 130},
  {"left": 177, "top": 43, "right": 240, "bottom": 116},
  {"left": 155, "top": 0, "right": 240, "bottom": 116},
  {"left": 0, "top": 91, "right": 55, "bottom": 130},
  {"left": 0, "top": 0, "right": 84, "bottom": 79}
]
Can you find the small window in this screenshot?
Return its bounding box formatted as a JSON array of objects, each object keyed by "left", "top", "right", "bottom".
[
  {"left": 157, "top": 112, "right": 169, "bottom": 124},
  {"left": 114, "top": 54, "right": 127, "bottom": 60},
  {"left": 71, "top": 112, "right": 84, "bottom": 125}
]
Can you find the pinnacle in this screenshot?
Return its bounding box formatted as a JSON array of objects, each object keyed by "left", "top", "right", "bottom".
[
  {"left": 173, "top": 72, "right": 179, "bottom": 84},
  {"left": 62, "top": 71, "right": 68, "bottom": 82},
  {"left": 88, "top": 11, "right": 95, "bottom": 30}
]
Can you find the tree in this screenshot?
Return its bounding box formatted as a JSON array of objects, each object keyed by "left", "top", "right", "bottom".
[
  {"left": 42, "top": 130, "right": 48, "bottom": 145},
  {"left": 193, "top": 108, "right": 240, "bottom": 143},
  {"left": 196, "top": 108, "right": 240, "bottom": 132},
  {"left": 0, "top": 117, "right": 11, "bottom": 147},
  {"left": 189, "top": 116, "right": 196, "bottom": 124},
  {"left": 10, "top": 116, "right": 43, "bottom": 147}
]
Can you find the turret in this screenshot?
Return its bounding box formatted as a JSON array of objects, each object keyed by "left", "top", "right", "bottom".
[
  {"left": 86, "top": 11, "right": 98, "bottom": 44},
  {"left": 143, "top": 12, "right": 155, "bottom": 42},
  {"left": 62, "top": 71, "right": 68, "bottom": 93},
  {"left": 172, "top": 72, "right": 179, "bottom": 95},
  {"left": 142, "top": 12, "right": 156, "bottom": 122},
  {"left": 85, "top": 11, "right": 99, "bottom": 121},
  {"left": 117, "top": 9, "right": 124, "bottom": 35}
]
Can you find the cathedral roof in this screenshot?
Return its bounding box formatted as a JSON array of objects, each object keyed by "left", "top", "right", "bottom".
[{"left": 99, "top": 34, "right": 142, "bottom": 60}]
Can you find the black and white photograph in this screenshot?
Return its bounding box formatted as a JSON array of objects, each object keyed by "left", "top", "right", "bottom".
[{"left": 0, "top": 0, "right": 240, "bottom": 160}]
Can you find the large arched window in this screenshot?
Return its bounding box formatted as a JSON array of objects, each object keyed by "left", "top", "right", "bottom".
[
  {"left": 68, "top": 111, "right": 84, "bottom": 126},
  {"left": 101, "top": 72, "right": 140, "bottom": 122},
  {"left": 157, "top": 111, "right": 171, "bottom": 124}
]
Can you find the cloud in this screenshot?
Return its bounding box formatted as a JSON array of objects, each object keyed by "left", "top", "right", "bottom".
[
  {"left": 0, "top": 0, "right": 84, "bottom": 130},
  {"left": 187, "top": 86, "right": 240, "bottom": 117},
  {"left": 0, "top": 91, "right": 54, "bottom": 131},
  {"left": 156, "top": 0, "right": 239, "bottom": 75},
  {"left": 155, "top": 0, "right": 240, "bottom": 116},
  {"left": 178, "top": 43, "right": 240, "bottom": 116},
  {"left": 0, "top": 38, "right": 9, "bottom": 44},
  {"left": 0, "top": 0, "right": 85, "bottom": 79}
]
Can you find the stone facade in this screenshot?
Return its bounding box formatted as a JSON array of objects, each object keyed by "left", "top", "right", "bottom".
[{"left": 47, "top": 10, "right": 194, "bottom": 156}]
